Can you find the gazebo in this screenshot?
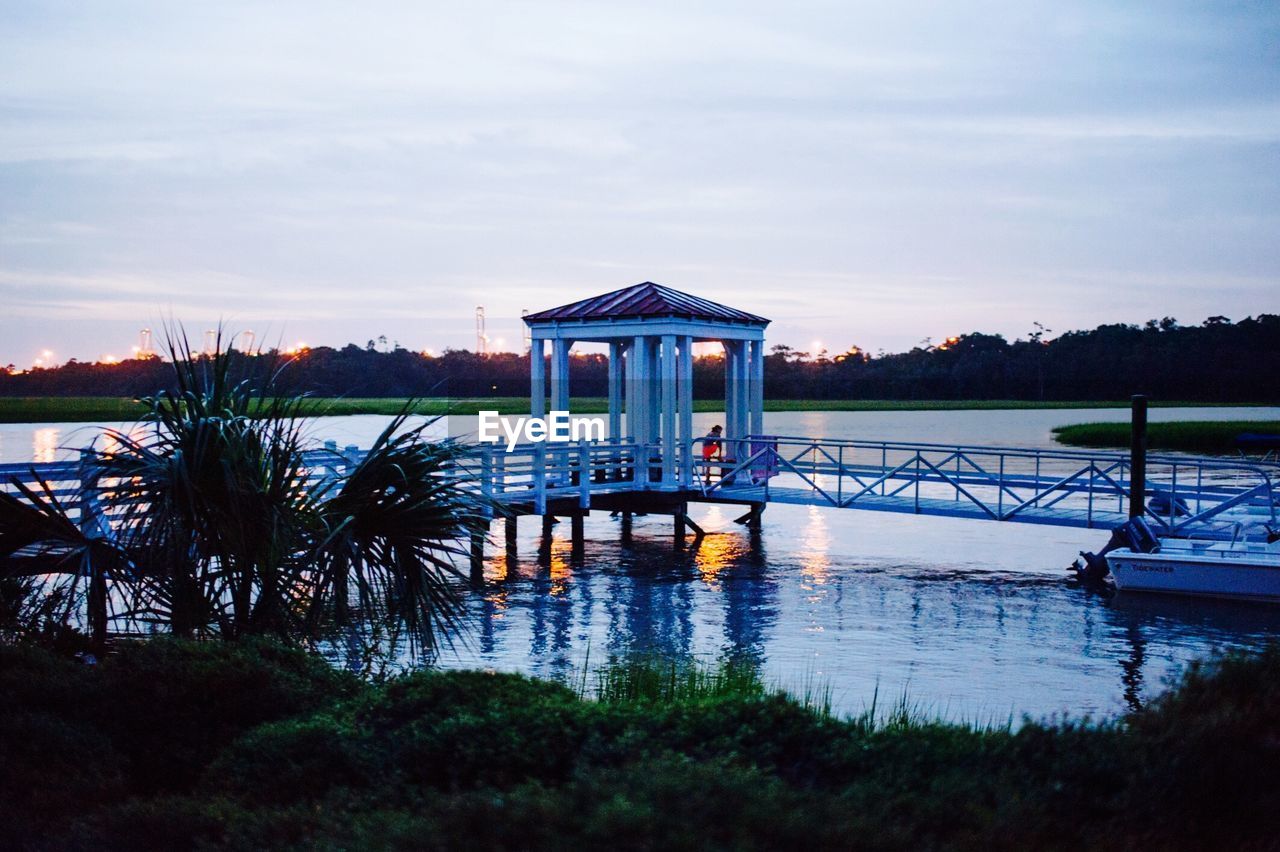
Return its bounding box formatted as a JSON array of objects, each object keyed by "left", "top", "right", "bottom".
[{"left": 523, "top": 282, "right": 769, "bottom": 488}]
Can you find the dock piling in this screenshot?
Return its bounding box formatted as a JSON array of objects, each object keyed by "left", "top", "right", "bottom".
[
  {"left": 505, "top": 516, "right": 518, "bottom": 553},
  {"left": 1129, "top": 395, "right": 1148, "bottom": 519},
  {"left": 469, "top": 526, "right": 487, "bottom": 586},
  {"left": 570, "top": 513, "right": 585, "bottom": 561}
]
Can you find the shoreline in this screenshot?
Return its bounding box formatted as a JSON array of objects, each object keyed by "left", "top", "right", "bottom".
[{"left": 0, "top": 395, "right": 1274, "bottom": 425}]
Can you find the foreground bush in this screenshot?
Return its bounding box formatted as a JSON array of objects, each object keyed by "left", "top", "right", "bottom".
[{"left": 4, "top": 641, "right": 1279, "bottom": 850}]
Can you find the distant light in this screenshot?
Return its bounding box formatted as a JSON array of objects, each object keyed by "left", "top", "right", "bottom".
[
  {"left": 422, "top": 348, "right": 435, "bottom": 356},
  {"left": 492, "top": 337, "right": 506, "bottom": 350},
  {"left": 100, "top": 354, "right": 120, "bottom": 365},
  {"left": 810, "top": 341, "right": 823, "bottom": 354},
  {"left": 41, "top": 349, "right": 53, "bottom": 359}
]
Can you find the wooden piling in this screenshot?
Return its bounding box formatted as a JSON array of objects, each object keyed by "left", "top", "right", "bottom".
[
  {"left": 570, "top": 513, "right": 585, "bottom": 561},
  {"left": 469, "top": 527, "right": 486, "bottom": 585},
  {"left": 674, "top": 503, "right": 687, "bottom": 549},
  {"left": 505, "top": 515, "right": 518, "bottom": 552},
  {"left": 1129, "top": 395, "right": 1148, "bottom": 519},
  {"left": 79, "top": 450, "right": 108, "bottom": 652}
]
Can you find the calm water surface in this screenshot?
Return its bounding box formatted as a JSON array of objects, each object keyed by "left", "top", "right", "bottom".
[{"left": 4, "top": 407, "right": 1278, "bottom": 722}]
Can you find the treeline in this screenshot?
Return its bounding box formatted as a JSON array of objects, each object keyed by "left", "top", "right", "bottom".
[{"left": 3, "top": 314, "right": 1277, "bottom": 402}]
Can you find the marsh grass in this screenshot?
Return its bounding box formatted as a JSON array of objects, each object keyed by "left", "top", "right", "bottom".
[
  {"left": 582, "top": 654, "right": 769, "bottom": 705},
  {"left": 1053, "top": 419, "right": 1280, "bottom": 454}
]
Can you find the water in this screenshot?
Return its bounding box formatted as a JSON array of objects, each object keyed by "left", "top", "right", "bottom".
[
  {"left": 4, "top": 407, "right": 1279, "bottom": 721},
  {"left": 3, "top": 405, "right": 1278, "bottom": 463},
  {"left": 438, "top": 502, "right": 1280, "bottom": 722}
]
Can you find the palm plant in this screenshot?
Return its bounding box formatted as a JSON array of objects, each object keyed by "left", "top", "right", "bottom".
[
  {"left": 308, "top": 414, "right": 490, "bottom": 649},
  {"left": 0, "top": 326, "right": 492, "bottom": 653}
]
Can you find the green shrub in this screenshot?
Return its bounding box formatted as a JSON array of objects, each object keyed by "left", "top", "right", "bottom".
[
  {"left": 91, "top": 638, "right": 364, "bottom": 792},
  {"left": 7, "top": 641, "right": 1280, "bottom": 850},
  {"left": 205, "top": 714, "right": 377, "bottom": 803}
]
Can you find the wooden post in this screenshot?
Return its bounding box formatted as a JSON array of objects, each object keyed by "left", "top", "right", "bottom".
[
  {"left": 1129, "top": 394, "right": 1148, "bottom": 519},
  {"left": 492, "top": 450, "right": 505, "bottom": 499},
  {"left": 534, "top": 443, "right": 547, "bottom": 515},
  {"left": 674, "top": 503, "right": 687, "bottom": 549},
  {"left": 538, "top": 513, "right": 554, "bottom": 565},
  {"left": 469, "top": 525, "right": 487, "bottom": 586},
  {"left": 480, "top": 450, "right": 493, "bottom": 505},
  {"left": 570, "top": 512, "right": 585, "bottom": 561},
  {"left": 621, "top": 511, "right": 633, "bottom": 545},
  {"left": 79, "top": 450, "right": 107, "bottom": 652},
  {"left": 578, "top": 442, "right": 591, "bottom": 508},
  {"left": 505, "top": 515, "right": 518, "bottom": 552}
]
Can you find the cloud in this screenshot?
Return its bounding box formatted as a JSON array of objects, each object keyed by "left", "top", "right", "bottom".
[{"left": 0, "top": 1, "right": 1277, "bottom": 364}]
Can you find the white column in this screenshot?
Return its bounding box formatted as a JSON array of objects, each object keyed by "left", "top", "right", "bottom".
[
  {"left": 550, "top": 338, "right": 571, "bottom": 412},
  {"left": 623, "top": 341, "right": 635, "bottom": 439},
  {"left": 723, "top": 341, "right": 735, "bottom": 441},
  {"left": 530, "top": 337, "right": 546, "bottom": 418},
  {"left": 661, "top": 334, "right": 677, "bottom": 484},
  {"left": 728, "top": 340, "right": 746, "bottom": 447},
  {"left": 608, "top": 341, "right": 623, "bottom": 441},
  {"left": 749, "top": 338, "right": 765, "bottom": 438},
  {"left": 736, "top": 339, "right": 750, "bottom": 441},
  {"left": 633, "top": 335, "right": 649, "bottom": 444},
  {"left": 679, "top": 335, "right": 693, "bottom": 487}
]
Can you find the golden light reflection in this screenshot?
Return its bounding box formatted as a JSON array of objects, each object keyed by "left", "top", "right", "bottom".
[
  {"left": 693, "top": 506, "right": 735, "bottom": 587},
  {"left": 547, "top": 536, "right": 574, "bottom": 596},
  {"left": 33, "top": 428, "right": 59, "bottom": 463},
  {"left": 798, "top": 504, "right": 832, "bottom": 601}
]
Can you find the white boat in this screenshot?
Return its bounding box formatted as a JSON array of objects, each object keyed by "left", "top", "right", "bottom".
[{"left": 1106, "top": 527, "right": 1280, "bottom": 603}]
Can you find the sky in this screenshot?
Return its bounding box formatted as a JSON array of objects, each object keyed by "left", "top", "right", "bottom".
[{"left": 1, "top": 1, "right": 1278, "bottom": 367}]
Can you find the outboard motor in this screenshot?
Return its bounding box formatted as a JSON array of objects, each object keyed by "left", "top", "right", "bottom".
[{"left": 1075, "top": 517, "right": 1158, "bottom": 584}]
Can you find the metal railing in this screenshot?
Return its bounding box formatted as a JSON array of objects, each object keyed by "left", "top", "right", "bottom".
[
  {"left": 4, "top": 435, "right": 1275, "bottom": 537},
  {"left": 693, "top": 435, "right": 1279, "bottom": 535}
]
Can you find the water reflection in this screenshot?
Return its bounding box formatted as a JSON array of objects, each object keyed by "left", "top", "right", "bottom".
[
  {"left": 437, "top": 503, "right": 1280, "bottom": 723},
  {"left": 33, "top": 428, "right": 59, "bottom": 463}
]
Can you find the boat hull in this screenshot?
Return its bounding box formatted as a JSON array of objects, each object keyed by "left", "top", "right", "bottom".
[{"left": 1107, "top": 548, "right": 1280, "bottom": 602}]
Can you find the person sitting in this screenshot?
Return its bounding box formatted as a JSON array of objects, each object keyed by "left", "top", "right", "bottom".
[{"left": 702, "top": 425, "right": 723, "bottom": 484}]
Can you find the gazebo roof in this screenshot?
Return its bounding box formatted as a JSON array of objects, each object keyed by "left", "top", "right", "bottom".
[{"left": 524, "top": 282, "right": 769, "bottom": 326}]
